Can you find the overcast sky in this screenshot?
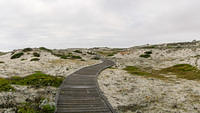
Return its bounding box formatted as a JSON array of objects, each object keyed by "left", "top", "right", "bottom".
[{"left": 0, "top": 0, "right": 200, "bottom": 51}]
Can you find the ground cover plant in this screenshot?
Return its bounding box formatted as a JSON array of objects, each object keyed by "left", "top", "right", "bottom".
[
  {"left": 124, "top": 64, "right": 200, "bottom": 80},
  {"left": 11, "top": 52, "right": 24, "bottom": 59},
  {"left": 0, "top": 72, "right": 64, "bottom": 92}
]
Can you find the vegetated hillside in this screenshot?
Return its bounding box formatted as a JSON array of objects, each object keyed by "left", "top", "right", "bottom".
[
  {"left": 1, "top": 40, "right": 200, "bottom": 113},
  {"left": 0, "top": 52, "right": 6, "bottom": 56},
  {"left": 98, "top": 40, "right": 200, "bottom": 113},
  {"left": 0, "top": 47, "right": 101, "bottom": 113}
]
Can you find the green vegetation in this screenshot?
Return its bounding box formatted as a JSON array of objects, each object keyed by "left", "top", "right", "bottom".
[
  {"left": 123, "top": 66, "right": 166, "bottom": 79},
  {"left": 124, "top": 66, "right": 150, "bottom": 76},
  {"left": 39, "top": 47, "right": 52, "bottom": 53},
  {"left": 87, "top": 52, "right": 96, "bottom": 55},
  {"left": 41, "top": 104, "right": 55, "bottom": 113},
  {"left": 0, "top": 52, "right": 6, "bottom": 56},
  {"left": 73, "top": 50, "right": 82, "bottom": 53},
  {"left": 91, "top": 56, "right": 100, "bottom": 60},
  {"left": 17, "top": 97, "right": 55, "bottom": 113},
  {"left": 0, "top": 78, "right": 15, "bottom": 92},
  {"left": 144, "top": 51, "right": 152, "bottom": 55},
  {"left": 139, "top": 54, "right": 151, "bottom": 58},
  {"left": 97, "top": 51, "right": 118, "bottom": 57},
  {"left": 141, "top": 45, "right": 157, "bottom": 49},
  {"left": 0, "top": 61, "right": 4, "bottom": 63},
  {"left": 17, "top": 102, "right": 36, "bottom": 113},
  {"left": 38, "top": 47, "right": 82, "bottom": 60},
  {"left": 30, "top": 58, "right": 40, "bottom": 61},
  {"left": 59, "top": 53, "right": 82, "bottom": 60},
  {"left": 139, "top": 51, "right": 152, "bottom": 58},
  {"left": 11, "top": 52, "right": 24, "bottom": 59},
  {"left": 60, "top": 55, "right": 68, "bottom": 59},
  {"left": 10, "top": 71, "right": 63, "bottom": 87},
  {"left": 23, "top": 48, "right": 33, "bottom": 52},
  {"left": 124, "top": 64, "right": 200, "bottom": 81},
  {"left": 21, "top": 58, "right": 27, "bottom": 61},
  {"left": 0, "top": 72, "right": 63, "bottom": 92},
  {"left": 71, "top": 55, "right": 82, "bottom": 59},
  {"left": 160, "top": 64, "right": 200, "bottom": 80},
  {"left": 33, "top": 52, "right": 40, "bottom": 57}
]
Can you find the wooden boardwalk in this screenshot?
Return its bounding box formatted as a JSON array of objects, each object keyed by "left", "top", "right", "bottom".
[{"left": 55, "top": 60, "right": 116, "bottom": 113}]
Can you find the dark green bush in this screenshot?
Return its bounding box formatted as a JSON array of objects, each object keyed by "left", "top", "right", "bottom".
[
  {"left": 21, "top": 59, "right": 27, "bottom": 61},
  {"left": 87, "top": 52, "right": 96, "bottom": 55},
  {"left": 139, "top": 54, "right": 151, "bottom": 58},
  {"left": 91, "top": 56, "right": 100, "bottom": 60},
  {"left": 33, "top": 52, "right": 40, "bottom": 57},
  {"left": 30, "top": 58, "right": 40, "bottom": 61},
  {"left": 71, "top": 55, "right": 82, "bottom": 59},
  {"left": 23, "top": 48, "right": 33, "bottom": 52},
  {"left": 144, "top": 51, "right": 152, "bottom": 54},
  {"left": 39, "top": 47, "right": 52, "bottom": 53},
  {"left": 60, "top": 55, "right": 68, "bottom": 59},
  {"left": 0, "top": 61, "right": 4, "bottom": 63},
  {"left": 11, "top": 52, "right": 24, "bottom": 59},
  {"left": 73, "top": 50, "right": 82, "bottom": 53},
  {"left": 41, "top": 104, "right": 55, "bottom": 113}
]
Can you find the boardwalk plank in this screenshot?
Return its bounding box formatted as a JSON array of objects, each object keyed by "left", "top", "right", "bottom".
[{"left": 55, "top": 60, "right": 116, "bottom": 113}]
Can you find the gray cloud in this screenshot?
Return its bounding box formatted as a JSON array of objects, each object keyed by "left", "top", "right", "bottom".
[{"left": 0, "top": 0, "right": 200, "bottom": 51}]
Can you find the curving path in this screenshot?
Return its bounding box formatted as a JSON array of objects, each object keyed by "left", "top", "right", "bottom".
[{"left": 55, "top": 59, "right": 117, "bottom": 113}]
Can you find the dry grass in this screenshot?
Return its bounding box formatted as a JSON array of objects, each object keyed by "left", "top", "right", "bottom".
[
  {"left": 123, "top": 66, "right": 167, "bottom": 80},
  {"left": 160, "top": 64, "right": 200, "bottom": 80},
  {"left": 124, "top": 64, "right": 200, "bottom": 81}
]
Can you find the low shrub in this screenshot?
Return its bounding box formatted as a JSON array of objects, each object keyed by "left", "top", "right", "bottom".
[
  {"left": 0, "top": 61, "right": 4, "bottom": 63},
  {"left": 73, "top": 50, "right": 82, "bottom": 53},
  {"left": 144, "top": 51, "right": 152, "bottom": 54},
  {"left": 71, "top": 55, "right": 82, "bottom": 59},
  {"left": 33, "top": 52, "right": 40, "bottom": 57},
  {"left": 87, "top": 52, "right": 96, "bottom": 55},
  {"left": 30, "top": 58, "right": 40, "bottom": 61},
  {"left": 0, "top": 72, "right": 63, "bottom": 92},
  {"left": 17, "top": 103, "right": 36, "bottom": 113},
  {"left": 160, "top": 64, "right": 200, "bottom": 80},
  {"left": 21, "top": 59, "right": 27, "bottom": 61},
  {"left": 41, "top": 104, "right": 55, "bottom": 113},
  {"left": 11, "top": 72, "right": 64, "bottom": 87},
  {"left": 17, "top": 98, "right": 55, "bottom": 113},
  {"left": 124, "top": 66, "right": 150, "bottom": 76},
  {"left": 123, "top": 66, "right": 167, "bottom": 79},
  {"left": 0, "top": 78, "right": 15, "bottom": 92},
  {"left": 11, "top": 52, "right": 24, "bottom": 59},
  {"left": 39, "top": 47, "right": 52, "bottom": 53},
  {"left": 23, "top": 48, "right": 33, "bottom": 52},
  {"left": 139, "top": 54, "right": 151, "bottom": 58},
  {"left": 142, "top": 45, "right": 156, "bottom": 49},
  {"left": 0, "top": 52, "right": 6, "bottom": 56},
  {"left": 91, "top": 56, "right": 100, "bottom": 60}
]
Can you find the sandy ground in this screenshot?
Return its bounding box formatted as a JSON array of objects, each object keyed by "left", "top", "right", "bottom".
[
  {"left": 98, "top": 68, "right": 200, "bottom": 113},
  {"left": 0, "top": 49, "right": 100, "bottom": 113},
  {"left": 114, "top": 48, "right": 200, "bottom": 69},
  {"left": 0, "top": 50, "right": 99, "bottom": 78},
  {"left": 98, "top": 46, "right": 200, "bottom": 113},
  {"left": 1, "top": 45, "right": 200, "bottom": 113}
]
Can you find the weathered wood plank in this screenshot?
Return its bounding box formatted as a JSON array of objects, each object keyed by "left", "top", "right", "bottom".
[{"left": 55, "top": 60, "right": 116, "bottom": 113}]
